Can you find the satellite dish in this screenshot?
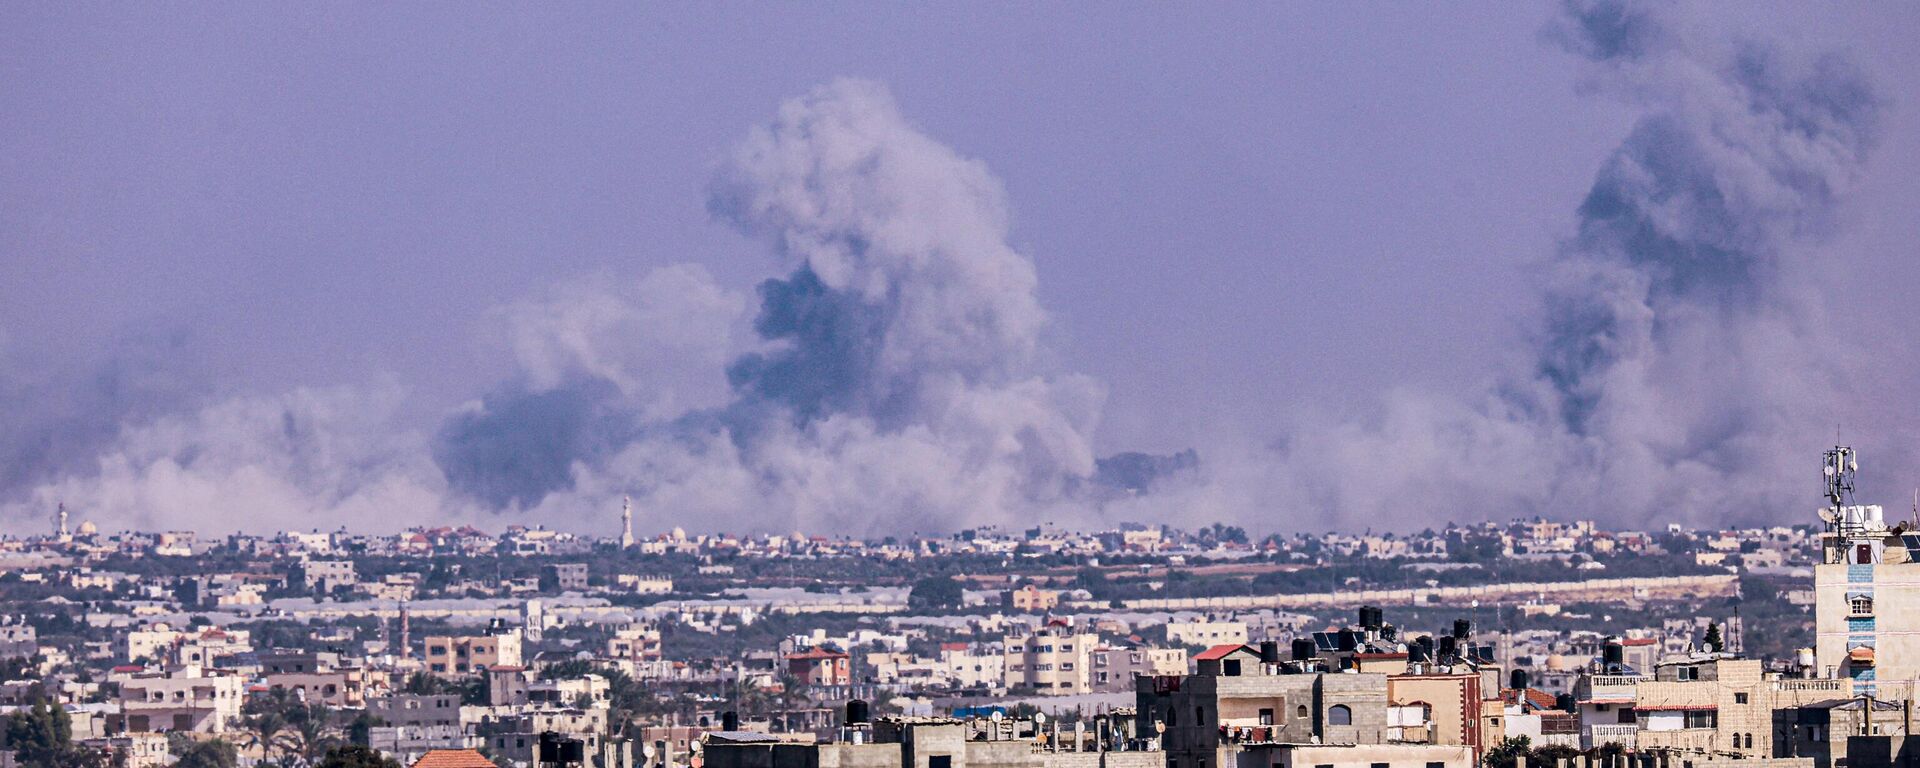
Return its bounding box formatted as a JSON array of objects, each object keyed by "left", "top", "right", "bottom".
[
  {"left": 990, "top": 711, "right": 1004, "bottom": 722},
  {"left": 641, "top": 745, "right": 656, "bottom": 759},
  {"left": 1820, "top": 508, "right": 1839, "bottom": 524},
  {"left": 1034, "top": 712, "right": 1047, "bottom": 725}
]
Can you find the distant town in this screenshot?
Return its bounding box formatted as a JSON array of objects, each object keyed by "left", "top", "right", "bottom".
[{"left": 0, "top": 450, "right": 1901, "bottom": 768}]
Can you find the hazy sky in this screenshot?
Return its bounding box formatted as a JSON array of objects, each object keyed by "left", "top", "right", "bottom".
[{"left": 4, "top": 4, "right": 1919, "bottom": 535}]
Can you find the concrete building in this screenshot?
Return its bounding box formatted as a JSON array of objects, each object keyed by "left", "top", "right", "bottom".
[
  {"left": 1814, "top": 447, "right": 1920, "bottom": 701},
  {"left": 541, "top": 563, "right": 590, "bottom": 593},
  {"left": 606, "top": 623, "right": 662, "bottom": 663},
  {"left": 939, "top": 643, "right": 1006, "bottom": 692},
  {"left": 787, "top": 646, "right": 852, "bottom": 688},
  {"left": 703, "top": 715, "right": 1160, "bottom": 768},
  {"left": 1092, "top": 645, "right": 1187, "bottom": 694},
  {"left": 1387, "top": 671, "right": 1487, "bottom": 755},
  {"left": 1137, "top": 644, "right": 1390, "bottom": 768},
  {"left": 301, "top": 559, "right": 358, "bottom": 594},
  {"left": 116, "top": 670, "right": 246, "bottom": 733},
  {"left": 1005, "top": 585, "right": 1061, "bottom": 613},
  {"left": 425, "top": 628, "right": 523, "bottom": 676},
  {"left": 1005, "top": 620, "right": 1096, "bottom": 694},
  {"left": 1165, "top": 619, "right": 1248, "bottom": 650}
]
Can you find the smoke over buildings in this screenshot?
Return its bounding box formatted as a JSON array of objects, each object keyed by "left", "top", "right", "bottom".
[{"left": 0, "top": 2, "right": 1890, "bottom": 534}]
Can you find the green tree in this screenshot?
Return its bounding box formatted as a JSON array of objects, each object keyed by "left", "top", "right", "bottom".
[
  {"left": 908, "top": 576, "right": 963, "bottom": 610},
  {"left": 173, "top": 740, "right": 238, "bottom": 768},
  {"left": 1482, "top": 736, "right": 1531, "bottom": 768},
  {"left": 315, "top": 745, "right": 400, "bottom": 768},
  {"left": 5, "top": 700, "right": 101, "bottom": 768},
  {"left": 1703, "top": 623, "right": 1723, "bottom": 653}
]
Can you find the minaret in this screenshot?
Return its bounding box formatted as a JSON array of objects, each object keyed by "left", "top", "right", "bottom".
[
  {"left": 620, "top": 495, "right": 635, "bottom": 548},
  {"left": 55, "top": 503, "right": 69, "bottom": 538}
]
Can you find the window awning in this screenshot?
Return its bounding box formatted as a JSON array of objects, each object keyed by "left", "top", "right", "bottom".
[{"left": 1850, "top": 646, "right": 1876, "bottom": 665}]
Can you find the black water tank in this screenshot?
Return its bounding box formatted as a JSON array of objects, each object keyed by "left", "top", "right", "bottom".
[
  {"left": 1291, "top": 638, "right": 1315, "bottom": 661},
  {"left": 1452, "top": 618, "right": 1471, "bottom": 640},
  {"left": 1510, "top": 668, "right": 1530, "bottom": 690},
  {"left": 1408, "top": 643, "right": 1429, "bottom": 663},
  {"left": 1438, "top": 635, "right": 1457, "bottom": 659},
  {"left": 847, "top": 699, "right": 869, "bottom": 725},
  {"left": 1337, "top": 629, "right": 1357, "bottom": 652},
  {"left": 1556, "top": 693, "right": 1576, "bottom": 712},
  {"left": 1260, "top": 641, "right": 1279, "bottom": 664},
  {"left": 722, "top": 711, "right": 739, "bottom": 731},
  {"left": 1603, "top": 640, "right": 1624, "bottom": 667},
  {"left": 1380, "top": 624, "right": 1396, "bottom": 641}
]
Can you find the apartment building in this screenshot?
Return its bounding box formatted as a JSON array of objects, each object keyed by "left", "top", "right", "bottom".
[
  {"left": 425, "top": 628, "right": 524, "bottom": 676},
  {"left": 1092, "top": 645, "right": 1186, "bottom": 693},
  {"left": 1165, "top": 619, "right": 1248, "bottom": 649},
  {"left": 1004, "top": 620, "right": 1096, "bottom": 694},
  {"left": 116, "top": 670, "right": 246, "bottom": 733},
  {"left": 1136, "top": 643, "right": 1396, "bottom": 768}
]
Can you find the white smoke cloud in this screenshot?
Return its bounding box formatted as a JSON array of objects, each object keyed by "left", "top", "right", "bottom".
[
  {"left": 2, "top": 383, "right": 470, "bottom": 534},
  {"left": 495, "top": 264, "right": 749, "bottom": 421},
  {"left": 509, "top": 79, "right": 1109, "bottom": 535},
  {"left": 2, "top": 4, "right": 1887, "bottom": 536}
]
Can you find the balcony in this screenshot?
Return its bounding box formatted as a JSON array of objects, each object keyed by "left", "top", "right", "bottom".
[{"left": 1586, "top": 724, "right": 1638, "bottom": 750}]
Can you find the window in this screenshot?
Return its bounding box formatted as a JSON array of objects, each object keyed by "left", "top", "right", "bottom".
[
  {"left": 1429, "top": 763, "right": 1448, "bottom": 768},
  {"left": 1685, "top": 710, "right": 1717, "bottom": 729},
  {"left": 1259, "top": 708, "right": 1274, "bottom": 726},
  {"left": 1329, "top": 705, "right": 1352, "bottom": 726},
  {"left": 1734, "top": 692, "right": 1749, "bottom": 704},
  {"left": 1196, "top": 706, "right": 1206, "bottom": 725},
  {"left": 929, "top": 757, "right": 952, "bottom": 768},
  {"left": 1297, "top": 705, "right": 1309, "bottom": 719},
  {"left": 1370, "top": 763, "right": 1388, "bottom": 768},
  {"left": 1852, "top": 596, "right": 1874, "bottom": 616},
  {"left": 1224, "top": 660, "right": 1242, "bottom": 676},
  {"left": 1677, "top": 667, "right": 1699, "bottom": 681}
]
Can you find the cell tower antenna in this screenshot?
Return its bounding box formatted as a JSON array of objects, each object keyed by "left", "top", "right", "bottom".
[{"left": 1823, "top": 446, "right": 1858, "bottom": 509}]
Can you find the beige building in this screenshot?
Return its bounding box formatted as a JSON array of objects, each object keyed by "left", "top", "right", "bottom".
[
  {"left": 1575, "top": 655, "right": 1850, "bottom": 759},
  {"left": 1139, "top": 644, "right": 1389, "bottom": 768},
  {"left": 425, "top": 628, "right": 523, "bottom": 676},
  {"left": 1006, "top": 584, "right": 1061, "bottom": 613},
  {"left": 1005, "top": 620, "right": 1096, "bottom": 694},
  {"left": 117, "top": 670, "right": 247, "bottom": 733},
  {"left": 1814, "top": 499, "right": 1920, "bottom": 701},
  {"left": 705, "top": 715, "right": 1158, "bottom": 768},
  {"left": 1387, "top": 672, "right": 1488, "bottom": 754},
  {"left": 1165, "top": 619, "right": 1248, "bottom": 650}
]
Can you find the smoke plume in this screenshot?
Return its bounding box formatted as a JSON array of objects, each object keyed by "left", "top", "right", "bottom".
[
  {"left": 1122, "top": 0, "right": 1883, "bottom": 531},
  {"left": 0, "top": 3, "right": 1887, "bottom": 534}
]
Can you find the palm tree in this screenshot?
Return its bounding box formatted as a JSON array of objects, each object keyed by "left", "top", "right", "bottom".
[
  {"left": 241, "top": 709, "right": 288, "bottom": 766},
  {"left": 280, "top": 702, "right": 338, "bottom": 767}
]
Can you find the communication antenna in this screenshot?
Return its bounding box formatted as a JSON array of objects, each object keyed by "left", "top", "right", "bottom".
[{"left": 1823, "top": 446, "right": 1858, "bottom": 509}]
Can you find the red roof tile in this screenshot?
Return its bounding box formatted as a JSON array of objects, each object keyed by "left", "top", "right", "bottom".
[
  {"left": 1194, "top": 644, "right": 1252, "bottom": 661},
  {"left": 411, "top": 750, "right": 498, "bottom": 768}
]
